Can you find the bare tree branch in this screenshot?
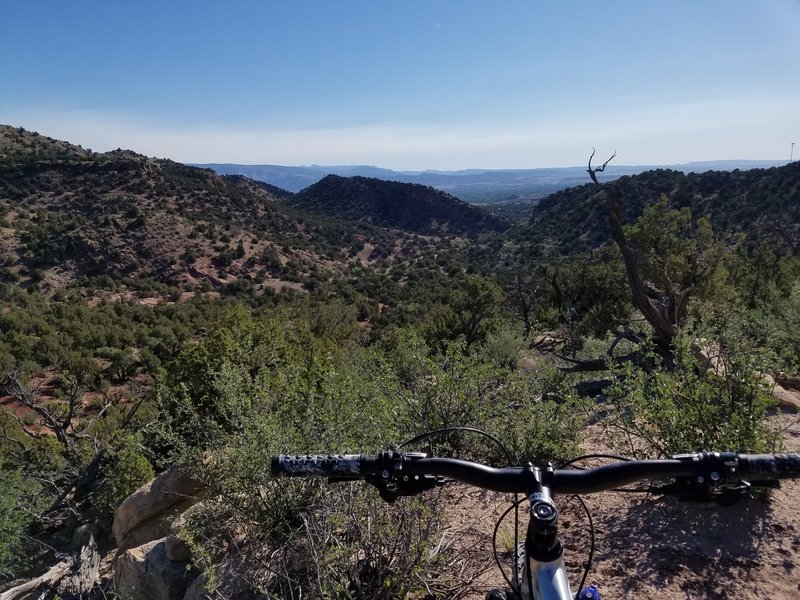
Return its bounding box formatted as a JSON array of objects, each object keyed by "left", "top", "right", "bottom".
[
  {"left": 587, "top": 147, "right": 617, "bottom": 184},
  {"left": 586, "top": 151, "right": 680, "bottom": 351}
]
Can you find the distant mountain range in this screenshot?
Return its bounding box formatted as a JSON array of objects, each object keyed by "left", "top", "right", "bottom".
[{"left": 191, "top": 160, "right": 787, "bottom": 203}]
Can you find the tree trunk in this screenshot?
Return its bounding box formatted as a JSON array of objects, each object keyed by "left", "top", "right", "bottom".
[
  {"left": 603, "top": 184, "right": 677, "bottom": 347},
  {"left": 0, "top": 560, "right": 73, "bottom": 600}
]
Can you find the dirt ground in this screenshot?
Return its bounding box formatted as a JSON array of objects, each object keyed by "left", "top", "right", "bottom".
[{"left": 447, "top": 410, "right": 800, "bottom": 600}]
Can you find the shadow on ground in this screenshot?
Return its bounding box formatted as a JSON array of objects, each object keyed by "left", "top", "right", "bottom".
[{"left": 588, "top": 494, "right": 775, "bottom": 598}]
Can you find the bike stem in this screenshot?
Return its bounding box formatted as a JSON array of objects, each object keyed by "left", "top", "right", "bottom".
[{"left": 523, "top": 463, "right": 573, "bottom": 600}]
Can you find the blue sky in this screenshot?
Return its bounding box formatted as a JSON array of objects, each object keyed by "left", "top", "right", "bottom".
[{"left": 2, "top": 1, "right": 799, "bottom": 169}]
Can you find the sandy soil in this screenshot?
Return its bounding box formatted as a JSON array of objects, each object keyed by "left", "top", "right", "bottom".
[{"left": 447, "top": 410, "right": 800, "bottom": 600}]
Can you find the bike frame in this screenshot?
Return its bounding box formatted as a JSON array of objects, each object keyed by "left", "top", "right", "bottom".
[
  {"left": 517, "top": 463, "right": 573, "bottom": 600},
  {"left": 525, "top": 555, "right": 572, "bottom": 600}
]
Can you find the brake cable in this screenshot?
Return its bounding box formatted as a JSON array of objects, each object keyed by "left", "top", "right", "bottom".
[
  {"left": 395, "top": 437, "right": 639, "bottom": 598},
  {"left": 492, "top": 496, "right": 526, "bottom": 592}
]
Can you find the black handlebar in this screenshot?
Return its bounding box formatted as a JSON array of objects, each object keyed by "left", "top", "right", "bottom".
[{"left": 272, "top": 451, "right": 800, "bottom": 497}]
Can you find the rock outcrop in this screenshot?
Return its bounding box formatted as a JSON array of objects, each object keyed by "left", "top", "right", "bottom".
[
  {"left": 764, "top": 374, "right": 800, "bottom": 410},
  {"left": 110, "top": 467, "right": 208, "bottom": 600},
  {"left": 112, "top": 465, "right": 206, "bottom": 548},
  {"left": 114, "top": 538, "right": 196, "bottom": 600}
]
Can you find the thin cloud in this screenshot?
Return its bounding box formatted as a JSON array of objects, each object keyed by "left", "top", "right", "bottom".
[{"left": 2, "top": 98, "right": 795, "bottom": 170}]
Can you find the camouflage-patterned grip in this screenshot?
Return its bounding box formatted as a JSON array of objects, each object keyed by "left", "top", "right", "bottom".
[
  {"left": 773, "top": 454, "right": 800, "bottom": 479},
  {"left": 271, "top": 454, "right": 366, "bottom": 477},
  {"left": 742, "top": 453, "right": 800, "bottom": 480}
]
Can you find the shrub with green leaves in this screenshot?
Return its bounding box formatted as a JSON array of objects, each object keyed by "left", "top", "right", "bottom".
[
  {"left": 605, "top": 327, "right": 777, "bottom": 458},
  {"left": 0, "top": 469, "right": 43, "bottom": 573},
  {"left": 94, "top": 436, "right": 155, "bottom": 518},
  {"left": 156, "top": 311, "right": 587, "bottom": 598}
]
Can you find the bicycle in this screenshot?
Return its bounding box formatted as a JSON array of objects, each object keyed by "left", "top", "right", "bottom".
[{"left": 272, "top": 432, "right": 800, "bottom": 600}]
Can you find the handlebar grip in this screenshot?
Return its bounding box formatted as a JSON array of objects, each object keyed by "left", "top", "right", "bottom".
[
  {"left": 742, "top": 453, "right": 800, "bottom": 480},
  {"left": 271, "top": 454, "right": 366, "bottom": 477},
  {"left": 775, "top": 454, "right": 800, "bottom": 478}
]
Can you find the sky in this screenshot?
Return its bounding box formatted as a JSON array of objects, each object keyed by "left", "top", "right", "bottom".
[{"left": 2, "top": 1, "right": 799, "bottom": 170}]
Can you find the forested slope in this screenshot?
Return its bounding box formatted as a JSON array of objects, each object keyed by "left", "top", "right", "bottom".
[
  {"left": 502, "top": 164, "right": 800, "bottom": 259},
  {"left": 0, "top": 126, "right": 506, "bottom": 294},
  {"left": 292, "top": 174, "right": 509, "bottom": 237}
]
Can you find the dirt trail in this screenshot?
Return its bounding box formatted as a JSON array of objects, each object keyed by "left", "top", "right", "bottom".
[{"left": 453, "top": 411, "right": 800, "bottom": 600}]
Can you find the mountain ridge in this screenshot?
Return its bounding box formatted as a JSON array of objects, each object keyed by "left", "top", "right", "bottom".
[
  {"left": 0, "top": 125, "right": 508, "bottom": 292},
  {"left": 192, "top": 160, "right": 787, "bottom": 201},
  {"left": 500, "top": 163, "right": 800, "bottom": 259}
]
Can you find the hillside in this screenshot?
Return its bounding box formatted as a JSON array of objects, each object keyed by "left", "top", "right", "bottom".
[
  {"left": 291, "top": 174, "right": 509, "bottom": 237},
  {"left": 500, "top": 164, "right": 800, "bottom": 259},
  {"left": 3, "top": 124, "right": 796, "bottom": 300},
  {"left": 0, "top": 126, "right": 484, "bottom": 292}
]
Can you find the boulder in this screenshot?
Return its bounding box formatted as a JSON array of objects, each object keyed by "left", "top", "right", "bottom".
[
  {"left": 763, "top": 374, "right": 800, "bottom": 410},
  {"left": 113, "top": 465, "right": 206, "bottom": 547},
  {"left": 182, "top": 574, "right": 209, "bottom": 600},
  {"left": 69, "top": 523, "right": 96, "bottom": 552},
  {"left": 165, "top": 534, "right": 192, "bottom": 562},
  {"left": 691, "top": 341, "right": 725, "bottom": 375},
  {"left": 114, "top": 538, "right": 196, "bottom": 600},
  {"left": 115, "top": 496, "right": 198, "bottom": 554}
]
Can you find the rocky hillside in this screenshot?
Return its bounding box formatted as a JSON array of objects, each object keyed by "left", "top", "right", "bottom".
[
  {"left": 291, "top": 174, "right": 509, "bottom": 238},
  {"left": 3, "top": 126, "right": 797, "bottom": 295},
  {"left": 502, "top": 164, "right": 800, "bottom": 259},
  {"left": 0, "top": 126, "right": 472, "bottom": 292}
]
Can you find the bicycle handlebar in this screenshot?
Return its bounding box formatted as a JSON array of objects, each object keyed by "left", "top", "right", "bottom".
[{"left": 271, "top": 451, "right": 800, "bottom": 496}]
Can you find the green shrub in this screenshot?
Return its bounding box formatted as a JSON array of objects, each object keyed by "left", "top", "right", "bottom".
[
  {"left": 0, "top": 469, "right": 44, "bottom": 573},
  {"left": 604, "top": 329, "right": 777, "bottom": 458},
  {"left": 480, "top": 325, "right": 525, "bottom": 370},
  {"left": 94, "top": 437, "right": 155, "bottom": 518}
]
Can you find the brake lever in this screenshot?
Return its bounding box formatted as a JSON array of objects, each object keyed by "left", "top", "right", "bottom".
[
  {"left": 328, "top": 451, "right": 447, "bottom": 503},
  {"left": 651, "top": 479, "right": 747, "bottom": 506},
  {"left": 651, "top": 478, "right": 779, "bottom": 506},
  {"left": 652, "top": 451, "right": 781, "bottom": 506},
  {"left": 365, "top": 473, "right": 447, "bottom": 503}
]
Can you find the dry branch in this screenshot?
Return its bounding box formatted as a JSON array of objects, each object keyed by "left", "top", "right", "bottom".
[
  {"left": 587, "top": 151, "right": 681, "bottom": 352},
  {"left": 0, "top": 559, "right": 73, "bottom": 600}
]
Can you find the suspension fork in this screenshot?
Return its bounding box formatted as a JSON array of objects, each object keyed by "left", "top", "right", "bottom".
[{"left": 521, "top": 463, "right": 572, "bottom": 600}]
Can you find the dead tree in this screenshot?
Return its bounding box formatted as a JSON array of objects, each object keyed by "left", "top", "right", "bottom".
[
  {"left": 1, "top": 370, "right": 83, "bottom": 461},
  {"left": 503, "top": 268, "right": 540, "bottom": 337},
  {"left": 587, "top": 150, "right": 691, "bottom": 360},
  {"left": 0, "top": 369, "right": 145, "bottom": 520}
]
